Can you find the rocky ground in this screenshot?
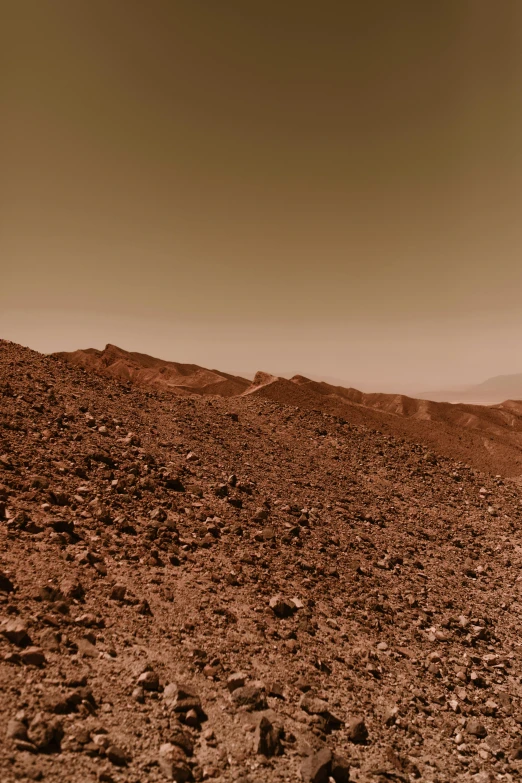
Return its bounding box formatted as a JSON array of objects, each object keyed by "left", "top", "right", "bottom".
[{"left": 2, "top": 338, "right": 522, "bottom": 783}]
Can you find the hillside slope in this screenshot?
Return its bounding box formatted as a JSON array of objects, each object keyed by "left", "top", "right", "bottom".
[
  {"left": 56, "top": 344, "right": 251, "bottom": 397},
  {"left": 2, "top": 339, "right": 522, "bottom": 782},
  {"left": 57, "top": 349, "right": 522, "bottom": 477},
  {"left": 244, "top": 373, "right": 522, "bottom": 477}
]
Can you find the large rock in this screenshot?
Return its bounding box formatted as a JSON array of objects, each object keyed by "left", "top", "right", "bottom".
[
  {"left": 301, "top": 747, "right": 332, "bottom": 783},
  {"left": 158, "top": 742, "right": 191, "bottom": 781},
  {"left": 255, "top": 715, "right": 284, "bottom": 757}
]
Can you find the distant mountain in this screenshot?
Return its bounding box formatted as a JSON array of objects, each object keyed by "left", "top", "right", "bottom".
[
  {"left": 55, "top": 344, "right": 251, "bottom": 397},
  {"left": 418, "top": 373, "right": 522, "bottom": 404}
]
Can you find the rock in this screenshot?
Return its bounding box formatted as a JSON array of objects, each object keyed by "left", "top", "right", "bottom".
[
  {"left": 299, "top": 692, "right": 330, "bottom": 715},
  {"left": 60, "top": 576, "right": 84, "bottom": 600},
  {"left": 301, "top": 747, "right": 332, "bottom": 783},
  {"left": 169, "top": 724, "right": 194, "bottom": 756},
  {"left": 27, "top": 712, "right": 63, "bottom": 752},
  {"left": 184, "top": 709, "right": 199, "bottom": 727},
  {"left": 2, "top": 619, "right": 32, "bottom": 647},
  {"left": 138, "top": 670, "right": 160, "bottom": 691},
  {"left": 330, "top": 753, "right": 351, "bottom": 783},
  {"left": 0, "top": 570, "right": 14, "bottom": 592},
  {"left": 299, "top": 692, "right": 342, "bottom": 729},
  {"left": 261, "top": 526, "right": 276, "bottom": 540},
  {"left": 165, "top": 476, "right": 185, "bottom": 492},
  {"left": 227, "top": 672, "right": 247, "bottom": 692},
  {"left": 20, "top": 646, "right": 46, "bottom": 666},
  {"left": 6, "top": 719, "right": 28, "bottom": 741},
  {"left": 110, "top": 584, "right": 127, "bottom": 601},
  {"left": 136, "top": 598, "right": 152, "bottom": 615},
  {"left": 511, "top": 738, "right": 522, "bottom": 760},
  {"left": 267, "top": 681, "right": 285, "bottom": 699},
  {"left": 466, "top": 718, "right": 487, "bottom": 738},
  {"left": 164, "top": 683, "right": 206, "bottom": 720},
  {"left": 269, "top": 595, "right": 297, "bottom": 618},
  {"left": 347, "top": 717, "right": 368, "bottom": 744},
  {"left": 132, "top": 687, "right": 145, "bottom": 703},
  {"left": 150, "top": 506, "right": 167, "bottom": 522},
  {"left": 107, "top": 745, "right": 129, "bottom": 766},
  {"left": 383, "top": 705, "right": 399, "bottom": 726},
  {"left": 231, "top": 685, "right": 267, "bottom": 711},
  {"left": 158, "top": 742, "right": 192, "bottom": 781},
  {"left": 255, "top": 715, "right": 284, "bottom": 756},
  {"left": 76, "top": 637, "right": 98, "bottom": 658}
]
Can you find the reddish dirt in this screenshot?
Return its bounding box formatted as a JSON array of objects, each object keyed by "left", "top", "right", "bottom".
[{"left": 2, "top": 339, "right": 522, "bottom": 783}]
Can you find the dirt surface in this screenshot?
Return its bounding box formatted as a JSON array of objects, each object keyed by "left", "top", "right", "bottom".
[{"left": 2, "top": 338, "right": 522, "bottom": 783}]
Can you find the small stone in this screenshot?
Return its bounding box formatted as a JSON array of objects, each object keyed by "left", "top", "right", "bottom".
[
  {"left": 267, "top": 681, "right": 285, "bottom": 699},
  {"left": 169, "top": 724, "right": 194, "bottom": 756},
  {"left": 76, "top": 637, "right": 98, "bottom": 658},
  {"left": 39, "top": 629, "right": 61, "bottom": 652},
  {"left": 2, "top": 619, "right": 32, "bottom": 647},
  {"left": 511, "top": 738, "right": 522, "bottom": 760},
  {"left": 231, "top": 685, "right": 267, "bottom": 711},
  {"left": 20, "top": 646, "right": 46, "bottom": 666},
  {"left": 110, "top": 584, "right": 126, "bottom": 601},
  {"left": 6, "top": 719, "right": 28, "bottom": 741},
  {"left": 300, "top": 747, "right": 332, "bottom": 783},
  {"left": 227, "top": 672, "right": 247, "bottom": 692},
  {"left": 60, "top": 576, "right": 85, "bottom": 600},
  {"left": 164, "top": 683, "right": 206, "bottom": 720},
  {"left": 158, "top": 742, "right": 191, "bottom": 781},
  {"left": 0, "top": 570, "right": 14, "bottom": 593},
  {"left": 255, "top": 715, "right": 284, "bottom": 757},
  {"left": 132, "top": 687, "right": 145, "bottom": 703},
  {"left": 383, "top": 705, "right": 399, "bottom": 726},
  {"left": 136, "top": 599, "right": 152, "bottom": 615},
  {"left": 27, "top": 712, "right": 63, "bottom": 751},
  {"left": 107, "top": 745, "right": 129, "bottom": 766},
  {"left": 347, "top": 717, "right": 368, "bottom": 744},
  {"left": 138, "top": 670, "right": 160, "bottom": 691},
  {"left": 184, "top": 709, "right": 199, "bottom": 728},
  {"left": 467, "top": 718, "right": 487, "bottom": 738},
  {"left": 330, "top": 753, "right": 351, "bottom": 783},
  {"left": 269, "top": 595, "right": 296, "bottom": 618}
]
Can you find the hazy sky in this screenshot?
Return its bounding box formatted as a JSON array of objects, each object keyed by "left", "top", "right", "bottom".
[{"left": 3, "top": 1, "right": 522, "bottom": 392}]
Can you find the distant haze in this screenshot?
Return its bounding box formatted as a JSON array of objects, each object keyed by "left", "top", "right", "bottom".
[
  {"left": 3, "top": 1, "right": 522, "bottom": 394},
  {"left": 419, "top": 373, "right": 522, "bottom": 405}
]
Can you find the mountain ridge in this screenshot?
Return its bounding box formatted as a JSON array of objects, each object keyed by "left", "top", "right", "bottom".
[{"left": 54, "top": 344, "right": 522, "bottom": 476}]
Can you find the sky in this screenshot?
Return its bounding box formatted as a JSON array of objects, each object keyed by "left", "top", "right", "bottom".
[{"left": 2, "top": 0, "right": 522, "bottom": 393}]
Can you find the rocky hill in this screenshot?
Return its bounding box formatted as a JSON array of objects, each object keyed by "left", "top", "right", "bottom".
[
  {"left": 56, "top": 345, "right": 251, "bottom": 398},
  {"left": 2, "top": 338, "right": 522, "bottom": 783},
  {"left": 57, "top": 347, "right": 522, "bottom": 478}
]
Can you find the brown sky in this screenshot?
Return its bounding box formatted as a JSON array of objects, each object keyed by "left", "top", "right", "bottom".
[{"left": 2, "top": 0, "right": 522, "bottom": 392}]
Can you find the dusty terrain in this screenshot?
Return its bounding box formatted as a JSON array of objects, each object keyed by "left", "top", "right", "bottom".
[{"left": 2, "top": 338, "right": 522, "bottom": 783}]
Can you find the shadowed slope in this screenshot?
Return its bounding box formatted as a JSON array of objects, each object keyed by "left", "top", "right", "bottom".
[{"left": 55, "top": 344, "right": 251, "bottom": 397}]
